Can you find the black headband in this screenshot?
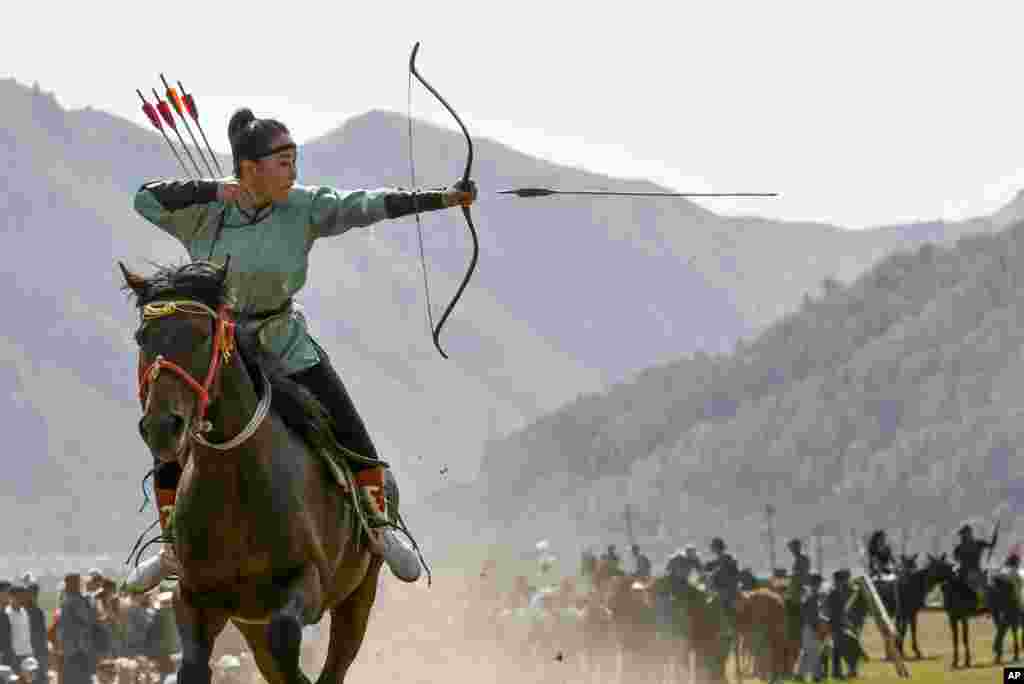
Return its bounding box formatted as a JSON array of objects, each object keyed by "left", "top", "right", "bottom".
[{"left": 255, "top": 142, "right": 297, "bottom": 160}]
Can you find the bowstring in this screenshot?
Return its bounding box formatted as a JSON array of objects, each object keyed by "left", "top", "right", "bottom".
[{"left": 408, "top": 69, "right": 436, "bottom": 339}]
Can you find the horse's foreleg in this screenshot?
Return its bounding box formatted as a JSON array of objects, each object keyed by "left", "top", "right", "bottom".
[
  {"left": 949, "top": 614, "right": 959, "bottom": 668},
  {"left": 266, "top": 565, "right": 324, "bottom": 684},
  {"left": 174, "top": 589, "right": 228, "bottom": 684},
  {"left": 1013, "top": 615, "right": 1021, "bottom": 662},
  {"left": 994, "top": 613, "right": 1006, "bottom": 664},
  {"left": 911, "top": 610, "right": 922, "bottom": 659},
  {"left": 964, "top": 618, "right": 971, "bottom": 667},
  {"left": 317, "top": 559, "right": 381, "bottom": 684}
]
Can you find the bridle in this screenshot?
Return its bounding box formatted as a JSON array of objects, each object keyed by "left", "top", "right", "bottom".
[{"left": 136, "top": 299, "right": 271, "bottom": 451}]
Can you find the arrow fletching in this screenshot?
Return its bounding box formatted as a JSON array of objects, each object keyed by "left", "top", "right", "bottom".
[
  {"left": 178, "top": 79, "right": 224, "bottom": 177},
  {"left": 152, "top": 90, "right": 177, "bottom": 129},
  {"left": 152, "top": 88, "right": 201, "bottom": 176},
  {"left": 182, "top": 90, "right": 198, "bottom": 119},
  {"left": 137, "top": 90, "right": 163, "bottom": 130},
  {"left": 162, "top": 76, "right": 185, "bottom": 117},
  {"left": 137, "top": 89, "right": 192, "bottom": 178},
  {"left": 162, "top": 74, "right": 215, "bottom": 177}
]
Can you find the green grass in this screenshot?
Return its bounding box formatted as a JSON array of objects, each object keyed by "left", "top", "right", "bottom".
[{"left": 773, "top": 609, "right": 1019, "bottom": 683}]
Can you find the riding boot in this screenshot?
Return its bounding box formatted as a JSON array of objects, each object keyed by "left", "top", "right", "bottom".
[
  {"left": 124, "top": 487, "right": 181, "bottom": 593},
  {"left": 355, "top": 466, "right": 421, "bottom": 583}
]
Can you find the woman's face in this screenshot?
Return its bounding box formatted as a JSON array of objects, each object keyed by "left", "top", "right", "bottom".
[{"left": 243, "top": 133, "right": 297, "bottom": 203}]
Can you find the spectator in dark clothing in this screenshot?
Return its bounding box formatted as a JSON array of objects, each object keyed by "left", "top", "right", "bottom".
[
  {"left": 827, "top": 569, "right": 859, "bottom": 679},
  {"left": 0, "top": 580, "right": 13, "bottom": 669},
  {"left": 121, "top": 594, "right": 157, "bottom": 657},
  {"left": 631, "top": 545, "right": 652, "bottom": 579},
  {"left": 797, "top": 573, "right": 825, "bottom": 682},
  {"left": 58, "top": 574, "right": 97, "bottom": 684},
  {"left": 601, "top": 545, "right": 622, "bottom": 574},
  {"left": 20, "top": 586, "right": 47, "bottom": 684}
]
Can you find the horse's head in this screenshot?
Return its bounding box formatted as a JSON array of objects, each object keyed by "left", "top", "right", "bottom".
[
  {"left": 901, "top": 553, "right": 919, "bottom": 572},
  {"left": 120, "top": 259, "right": 235, "bottom": 464},
  {"left": 925, "top": 552, "right": 954, "bottom": 581}
]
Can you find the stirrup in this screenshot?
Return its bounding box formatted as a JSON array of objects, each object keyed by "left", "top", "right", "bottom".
[{"left": 374, "top": 528, "right": 421, "bottom": 582}]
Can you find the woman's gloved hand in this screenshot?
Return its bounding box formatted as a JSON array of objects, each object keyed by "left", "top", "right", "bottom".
[{"left": 444, "top": 179, "right": 478, "bottom": 208}]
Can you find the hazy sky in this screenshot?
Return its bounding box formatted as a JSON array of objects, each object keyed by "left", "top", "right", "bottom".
[{"left": 5, "top": 1, "right": 1024, "bottom": 229}]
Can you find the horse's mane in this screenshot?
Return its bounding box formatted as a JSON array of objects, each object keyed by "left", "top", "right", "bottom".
[
  {"left": 124, "top": 261, "right": 231, "bottom": 311},
  {"left": 125, "top": 261, "right": 336, "bottom": 454}
]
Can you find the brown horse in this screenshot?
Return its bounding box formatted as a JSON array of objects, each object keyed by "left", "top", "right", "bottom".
[
  {"left": 735, "top": 589, "right": 792, "bottom": 684},
  {"left": 120, "top": 260, "right": 385, "bottom": 684}
]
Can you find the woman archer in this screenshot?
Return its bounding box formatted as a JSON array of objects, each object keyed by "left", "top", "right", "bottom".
[{"left": 125, "top": 107, "right": 476, "bottom": 592}]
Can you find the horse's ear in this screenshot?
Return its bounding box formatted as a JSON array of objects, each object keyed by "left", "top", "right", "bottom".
[{"left": 118, "top": 262, "right": 147, "bottom": 295}]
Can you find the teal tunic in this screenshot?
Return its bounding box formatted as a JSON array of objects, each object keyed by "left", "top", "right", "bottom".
[{"left": 134, "top": 182, "right": 394, "bottom": 374}]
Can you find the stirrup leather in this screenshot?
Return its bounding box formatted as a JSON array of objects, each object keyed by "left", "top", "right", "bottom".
[{"left": 355, "top": 467, "right": 391, "bottom": 529}]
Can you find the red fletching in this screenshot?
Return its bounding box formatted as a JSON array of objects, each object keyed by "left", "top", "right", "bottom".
[
  {"left": 137, "top": 90, "right": 163, "bottom": 130},
  {"left": 143, "top": 103, "right": 162, "bottom": 130},
  {"left": 152, "top": 89, "right": 177, "bottom": 129},
  {"left": 157, "top": 101, "right": 176, "bottom": 128},
  {"left": 167, "top": 86, "right": 185, "bottom": 117},
  {"left": 183, "top": 91, "right": 198, "bottom": 119}
]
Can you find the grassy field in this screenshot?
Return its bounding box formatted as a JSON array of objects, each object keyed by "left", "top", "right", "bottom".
[{"left": 826, "top": 609, "right": 1019, "bottom": 684}]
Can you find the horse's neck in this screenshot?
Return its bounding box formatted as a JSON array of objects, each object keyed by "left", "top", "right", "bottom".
[{"left": 203, "top": 354, "right": 260, "bottom": 446}]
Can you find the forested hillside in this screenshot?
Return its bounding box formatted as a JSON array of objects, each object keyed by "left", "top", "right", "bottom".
[{"left": 473, "top": 223, "right": 1024, "bottom": 568}]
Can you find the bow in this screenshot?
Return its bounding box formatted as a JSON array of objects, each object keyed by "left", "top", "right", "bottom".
[
  {"left": 408, "top": 41, "right": 478, "bottom": 360},
  {"left": 987, "top": 519, "right": 1001, "bottom": 565}
]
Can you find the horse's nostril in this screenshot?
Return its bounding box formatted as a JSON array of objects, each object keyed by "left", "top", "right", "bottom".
[{"left": 140, "top": 412, "right": 187, "bottom": 444}]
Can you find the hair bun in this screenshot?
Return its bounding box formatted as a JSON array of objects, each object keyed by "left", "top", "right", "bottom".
[{"left": 228, "top": 108, "right": 256, "bottom": 142}]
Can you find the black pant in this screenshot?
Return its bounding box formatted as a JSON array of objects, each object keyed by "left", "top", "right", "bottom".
[
  {"left": 832, "top": 632, "right": 859, "bottom": 678},
  {"left": 291, "top": 358, "right": 380, "bottom": 469}
]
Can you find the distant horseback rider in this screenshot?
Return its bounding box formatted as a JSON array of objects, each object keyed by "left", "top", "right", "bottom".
[
  {"left": 580, "top": 549, "right": 597, "bottom": 578},
  {"left": 785, "top": 538, "right": 811, "bottom": 646},
  {"left": 788, "top": 538, "right": 811, "bottom": 599},
  {"left": 704, "top": 538, "right": 740, "bottom": 613},
  {"left": 867, "top": 530, "right": 896, "bottom": 579},
  {"left": 665, "top": 545, "right": 703, "bottom": 589},
  {"left": 631, "top": 544, "right": 652, "bottom": 579},
  {"left": 954, "top": 524, "right": 997, "bottom": 594},
  {"left": 601, "top": 545, "right": 622, "bottom": 574},
  {"left": 126, "top": 107, "right": 478, "bottom": 592}
]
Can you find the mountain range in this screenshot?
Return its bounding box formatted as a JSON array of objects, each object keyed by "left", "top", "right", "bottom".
[{"left": 2, "top": 75, "right": 1020, "bottom": 554}]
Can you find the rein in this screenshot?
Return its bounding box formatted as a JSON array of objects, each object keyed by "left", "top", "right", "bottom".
[{"left": 137, "top": 299, "right": 271, "bottom": 451}]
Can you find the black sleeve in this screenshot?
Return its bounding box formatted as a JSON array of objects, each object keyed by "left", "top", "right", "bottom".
[
  {"left": 384, "top": 189, "right": 447, "bottom": 219},
  {"left": 139, "top": 180, "right": 220, "bottom": 211}
]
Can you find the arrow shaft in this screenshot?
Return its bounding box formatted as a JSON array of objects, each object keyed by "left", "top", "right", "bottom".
[
  {"left": 170, "top": 125, "right": 202, "bottom": 177},
  {"left": 178, "top": 80, "right": 225, "bottom": 177},
  {"left": 161, "top": 74, "right": 215, "bottom": 177},
  {"left": 181, "top": 117, "right": 215, "bottom": 177},
  {"left": 159, "top": 128, "right": 193, "bottom": 178},
  {"left": 499, "top": 188, "right": 777, "bottom": 198},
  {"left": 138, "top": 89, "right": 193, "bottom": 178},
  {"left": 193, "top": 121, "right": 223, "bottom": 176}
]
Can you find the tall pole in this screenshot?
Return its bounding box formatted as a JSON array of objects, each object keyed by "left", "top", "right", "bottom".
[
  {"left": 764, "top": 504, "right": 777, "bottom": 573},
  {"left": 814, "top": 523, "right": 825, "bottom": 575},
  {"left": 625, "top": 503, "right": 636, "bottom": 549}
]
